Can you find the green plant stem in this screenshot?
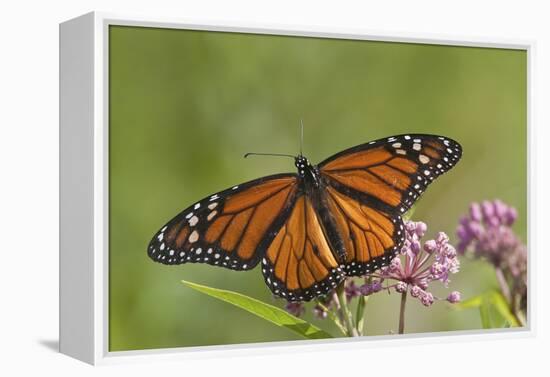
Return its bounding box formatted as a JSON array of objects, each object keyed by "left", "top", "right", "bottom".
[
  {"left": 315, "top": 301, "right": 348, "bottom": 336},
  {"left": 495, "top": 267, "right": 524, "bottom": 326},
  {"left": 336, "top": 283, "right": 358, "bottom": 337},
  {"left": 495, "top": 267, "right": 511, "bottom": 302},
  {"left": 355, "top": 295, "right": 367, "bottom": 335},
  {"left": 511, "top": 294, "right": 526, "bottom": 327},
  {"left": 398, "top": 291, "right": 407, "bottom": 334},
  {"left": 515, "top": 308, "right": 527, "bottom": 327}
]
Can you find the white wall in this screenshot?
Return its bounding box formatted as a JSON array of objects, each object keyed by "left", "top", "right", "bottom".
[{"left": 1, "top": 0, "right": 548, "bottom": 375}]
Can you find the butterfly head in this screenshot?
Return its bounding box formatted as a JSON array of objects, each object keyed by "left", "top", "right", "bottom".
[
  {"left": 295, "top": 155, "right": 321, "bottom": 189},
  {"left": 295, "top": 155, "right": 310, "bottom": 176}
]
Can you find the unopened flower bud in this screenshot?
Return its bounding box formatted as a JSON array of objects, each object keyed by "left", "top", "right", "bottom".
[
  {"left": 420, "top": 292, "right": 434, "bottom": 306},
  {"left": 447, "top": 291, "right": 461, "bottom": 303},
  {"left": 424, "top": 239, "right": 437, "bottom": 253},
  {"left": 395, "top": 282, "right": 407, "bottom": 293}
]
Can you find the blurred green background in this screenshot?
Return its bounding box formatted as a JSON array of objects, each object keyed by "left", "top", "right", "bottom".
[{"left": 108, "top": 25, "right": 527, "bottom": 351}]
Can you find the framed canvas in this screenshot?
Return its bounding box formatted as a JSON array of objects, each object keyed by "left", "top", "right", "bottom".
[{"left": 59, "top": 11, "right": 533, "bottom": 365}]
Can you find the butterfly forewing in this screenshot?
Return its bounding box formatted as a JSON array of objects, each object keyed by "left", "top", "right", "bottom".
[
  {"left": 148, "top": 174, "right": 298, "bottom": 271},
  {"left": 319, "top": 134, "right": 462, "bottom": 215}
]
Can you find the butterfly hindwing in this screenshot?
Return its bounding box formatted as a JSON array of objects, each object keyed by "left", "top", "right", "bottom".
[
  {"left": 261, "top": 194, "right": 346, "bottom": 302},
  {"left": 148, "top": 174, "right": 298, "bottom": 271},
  {"left": 319, "top": 134, "right": 462, "bottom": 215},
  {"left": 323, "top": 186, "right": 405, "bottom": 276}
]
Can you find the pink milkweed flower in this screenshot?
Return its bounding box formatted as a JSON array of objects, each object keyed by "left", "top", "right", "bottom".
[
  {"left": 345, "top": 279, "right": 362, "bottom": 301},
  {"left": 457, "top": 199, "right": 526, "bottom": 314},
  {"left": 285, "top": 301, "right": 305, "bottom": 317},
  {"left": 457, "top": 200, "right": 522, "bottom": 267},
  {"left": 313, "top": 304, "right": 328, "bottom": 319},
  {"left": 363, "top": 221, "right": 461, "bottom": 306},
  {"left": 447, "top": 291, "right": 461, "bottom": 303}
]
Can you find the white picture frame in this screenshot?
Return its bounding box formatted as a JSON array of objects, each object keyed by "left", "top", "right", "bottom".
[{"left": 59, "top": 11, "right": 535, "bottom": 365}]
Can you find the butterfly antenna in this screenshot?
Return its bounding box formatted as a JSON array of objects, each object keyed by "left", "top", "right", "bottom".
[
  {"left": 243, "top": 152, "right": 295, "bottom": 159},
  {"left": 299, "top": 119, "right": 304, "bottom": 157}
]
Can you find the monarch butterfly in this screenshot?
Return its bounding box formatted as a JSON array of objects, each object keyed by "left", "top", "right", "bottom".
[{"left": 148, "top": 134, "right": 462, "bottom": 302}]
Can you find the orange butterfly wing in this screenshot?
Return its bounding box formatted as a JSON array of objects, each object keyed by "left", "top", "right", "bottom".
[
  {"left": 148, "top": 134, "right": 462, "bottom": 301},
  {"left": 148, "top": 174, "right": 298, "bottom": 270},
  {"left": 319, "top": 134, "right": 462, "bottom": 215},
  {"left": 318, "top": 134, "right": 462, "bottom": 275},
  {"left": 261, "top": 194, "right": 345, "bottom": 301},
  {"left": 323, "top": 186, "right": 404, "bottom": 276}
]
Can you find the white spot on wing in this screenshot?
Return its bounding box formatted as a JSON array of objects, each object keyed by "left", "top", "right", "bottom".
[
  {"left": 189, "top": 230, "right": 199, "bottom": 243},
  {"left": 419, "top": 154, "right": 430, "bottom": 164}
]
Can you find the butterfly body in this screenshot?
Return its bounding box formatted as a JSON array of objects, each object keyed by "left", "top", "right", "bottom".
[
  {"left": 295, "top": 155, "right": 321, "bottom": 188},
  {"left": 295, "top": 158, "right": 350, "bottom": 265},
  {"left": 148, "top": 134, "right": 462, "bottom": 302}
]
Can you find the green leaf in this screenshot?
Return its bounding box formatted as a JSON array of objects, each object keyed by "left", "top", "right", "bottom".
[
  {"left": 452, "top": 292, "right": 491, "bottom": 329},
  {"left": 453, "top": 290, "right": 519, "bottom": 329},
  {"left": 478, "top": 299, "right": 492, "bottom": 329},
  {"left": 487, "top": 290, "right": 520, "bottom": 327},
  {"left": 181, "top": 280, "right": 333, "bottom": 339},
  {"left": 453, "top": 294, "right": 483, "bottom": 310}
]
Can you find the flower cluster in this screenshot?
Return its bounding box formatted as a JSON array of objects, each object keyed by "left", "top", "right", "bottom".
[
  {"left": 284, "top": 220, "right": 461, "bottom": 320},
  {"left": 456, "top": 200, "right": 526, "bottom": 313},
  {"left": 457, "top": 200, "right": 520, "bottom": 265},
  {"left": 280, "top": 200, "right": 526, "bottom": 333},
  {"left": 364, "top": 221, "right": 461, "bottom": 306}
]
